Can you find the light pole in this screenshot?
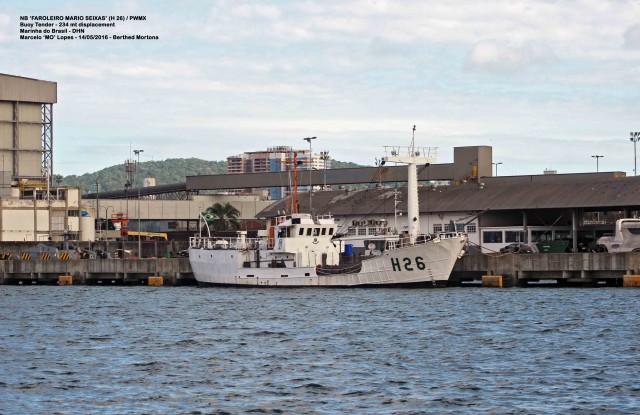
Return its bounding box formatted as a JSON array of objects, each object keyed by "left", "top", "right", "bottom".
[
  {"left": 320, "top": 151, "right": 329, "bottom": 189},
  {"left": 631, "top": 132, "right": 640, "bottom": 176},
  {"left": 591, "top": 155, "right": 603, "bottom": 172},
  {"left": 96, "top": 176, "right": 100, "bottom": 240},
  {"left": 303, "top": 137, "right": 316, "bottom": 213},
  {"left": 134, "top": 149, "right": 144, "bottom": 258},
  {"left": 101, "top": 206, "right": 114, "bottom": 257},
  {"left": 493, "top": 162, "right": 503, "bottom": 176}
]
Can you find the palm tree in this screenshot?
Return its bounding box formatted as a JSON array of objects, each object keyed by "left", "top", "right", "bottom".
[{"left": 205, "top": 202, "right": 241, "bottom": 231}]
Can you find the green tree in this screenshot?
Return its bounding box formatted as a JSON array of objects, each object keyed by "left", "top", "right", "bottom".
[
  {"left": 52, "top": 174, "right": 64, "bottom": 187},
  {"left": 206, "top": 202, "right": 241, "bottom": 231}
]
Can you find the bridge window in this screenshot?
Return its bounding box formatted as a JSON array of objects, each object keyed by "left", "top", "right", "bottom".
[
  {"left": 483, "top": 231, "right": 503, "bottom": 244},
  {"left": 313, "top": 228, "right": 320, "bottom": 236},
  {"left": 321, "top": 228, "right": 327, "bottom": 236},
  {"left": 307, "top": 228, "right": 312, "bottom": 236},
  {"left": 299, "top": 227, "right": 305, "bottom": 236},
  {"left": 328, "top": 228, "right": 334, "bottom": 236}
]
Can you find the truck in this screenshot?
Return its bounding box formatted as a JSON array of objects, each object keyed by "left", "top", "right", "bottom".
[{"left": 596, "top": 219, "right": 640, "bottom": 252}]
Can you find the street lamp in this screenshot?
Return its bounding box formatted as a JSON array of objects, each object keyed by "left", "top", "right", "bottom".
[
  {"left": 631, "top": 132, "right": 640, "bottom": 176},
  {"left": 100, "top": 206, "right": 114, "bottom": 257},
  {"left": 133, "top": 149, "right": 144, "bottom": 258},
  {"left": 320, "top": 151, "right": 329, "bottom": 189},
  {"left": 591, "top": 155, "right": 603, "bottom": 172},
  {"left": 303, "top": 137, "right": 316, "bottom": 213},
  {"left": 492, "top": 162, "right": 503, "bottom": 176},
  {"left": 95, "top": 177, "right": 100, "bottom": 240}
]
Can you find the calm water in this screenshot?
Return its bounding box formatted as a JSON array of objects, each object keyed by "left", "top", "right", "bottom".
[{"left": 1, "top": 286, "right": 640, "bottom": 415}]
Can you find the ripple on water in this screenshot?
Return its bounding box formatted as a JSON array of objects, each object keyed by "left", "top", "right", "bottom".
[{"left": 1, "top": 286, "right": 640, "bottom": 414}]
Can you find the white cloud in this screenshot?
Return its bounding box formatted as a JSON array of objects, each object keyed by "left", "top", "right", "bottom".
[
  {"left": 109, "top": 61, "right": 200, "bottom": 78},
  {"left": 0, "top": 14, "right": 11, "bottom": 42},
  {"left": 3, "top": 0, "right": 640, "bottom": 176},
  {"left": 624, "top": 24, "right": 640, "bottom": 49},
  {"left": 231, "top": 4, "right": 281, "bottom": 19},
  {"left": 44, "top": 62, "right": 105, "bottom": 79},
  {"left": 466, "top": 41, "right": 558, "bottom": 73}
]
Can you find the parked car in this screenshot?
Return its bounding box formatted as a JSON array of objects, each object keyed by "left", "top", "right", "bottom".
[{"left": 500, "top": 243, "right": 533, "bottom": 254}]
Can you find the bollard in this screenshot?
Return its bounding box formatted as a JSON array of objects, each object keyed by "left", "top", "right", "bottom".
[
  {"left": 482, "top": 275, "right": 503, "bottom": 288},
  {"left": 148, "top": 276, "right": 164, "bottom": 287},
  {"left": 58, "top": 276, "right": 73, "bottom": 286},
  {"left": 623, "top": 275, "right": 640, "bottom": 287}
]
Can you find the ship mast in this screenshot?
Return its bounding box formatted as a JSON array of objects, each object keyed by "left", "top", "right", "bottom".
[{"left": 383, "top": 126, "right": 437, "bottom": 244}]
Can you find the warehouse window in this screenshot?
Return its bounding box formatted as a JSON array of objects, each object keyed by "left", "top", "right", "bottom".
[
  {"left": 67, "top": 210, "right": 79, "bottom": 217},
  {"left": 483, "top": 231, "right": 502, "bottom": 244},
  {"left": 466, "top": 224, "right": 477, "bottom": 234},
  {"left": 433, "top": 224, "right": 443, "bottom": 233},
  {"left": 505, "top": 231, "right": 525, "bottom": 243}
]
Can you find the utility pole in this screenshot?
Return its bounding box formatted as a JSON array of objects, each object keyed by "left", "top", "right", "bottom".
[
  {"left": 631, "top": 132, "right": 640, "bottom": 176},
  {"left": 493, "top": 162, "right": 503, "bottom": 176},
  {"left": 134, "top": 149, "right": 144, "bottom": 258},
  {"left": 591, "top": 155, "right": 603, "bottom": 172},
  {"left": 96, "top": 176, "right": 100, "bottom": 240}
]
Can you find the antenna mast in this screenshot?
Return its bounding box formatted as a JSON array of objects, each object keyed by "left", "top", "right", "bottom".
[
  {"left": 411, "top": 125, "right": 416, "bottom": 156},
  {"left": 383, "top": 125, "right": 437, "bottom": 244}
]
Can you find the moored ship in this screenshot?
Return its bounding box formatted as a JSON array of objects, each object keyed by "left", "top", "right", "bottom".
[{"left": 189, "top": 135, "right": 468, "bottom": 287}]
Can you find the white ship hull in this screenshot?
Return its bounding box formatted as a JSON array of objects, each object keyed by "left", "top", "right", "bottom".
[
  {"left": 189, "top": 235, "right": 466, "bottom": 287},
  {"left": 190, "top": 137, "right": 466, "bottom": 287}
]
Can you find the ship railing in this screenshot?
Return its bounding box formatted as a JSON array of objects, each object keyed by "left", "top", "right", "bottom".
[
  {"left": 438, "top": 232, "right": 466, "bottom": 240},
  {"left": 383, "top": 145, "right": 438, "bottom": 159},
  {"left": 189, "top": 236, "right": 262, "bottom": 251},
  {"left": 382, "top": 232, "right": 466, "bottom": 251}
]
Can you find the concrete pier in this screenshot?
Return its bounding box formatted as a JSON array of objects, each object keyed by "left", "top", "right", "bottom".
[
  {"left": 3, "top": 252, "right": 640, "bottom": 287},
  {"left": 0, "top": 258, "right": 194, "bottom": 285},
  {"left": 452, "top": 252, "right": 640, "bottom": 287}
]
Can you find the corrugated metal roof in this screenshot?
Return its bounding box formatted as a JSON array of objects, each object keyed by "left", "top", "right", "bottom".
[{"left": 260, "top": 174, "right": 640, "bottom": 217}]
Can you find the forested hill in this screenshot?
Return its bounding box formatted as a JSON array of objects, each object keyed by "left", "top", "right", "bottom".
[{"left": 61, "top": 158, "right": 365, "bottom": 194}]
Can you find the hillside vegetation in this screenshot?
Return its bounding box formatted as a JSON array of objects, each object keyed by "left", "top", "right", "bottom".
[{"left": 61, "top": 158, "right": 366, "bottom": 194}]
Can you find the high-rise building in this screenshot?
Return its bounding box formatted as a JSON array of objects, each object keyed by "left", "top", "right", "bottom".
[{"left": 227, "top": 146, "right": 331, "bottom": 199}]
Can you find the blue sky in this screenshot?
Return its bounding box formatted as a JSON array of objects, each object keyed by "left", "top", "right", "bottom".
[{"left": 1, "top": 0, "right": 640, "bottom": 177}]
